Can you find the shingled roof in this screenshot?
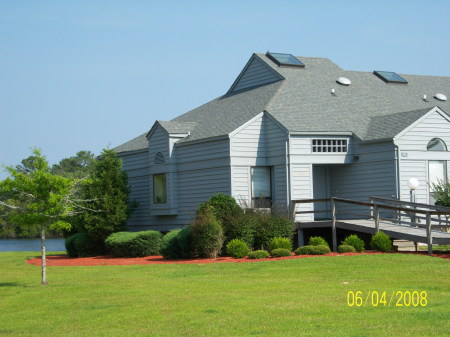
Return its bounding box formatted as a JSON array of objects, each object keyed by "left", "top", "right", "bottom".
[{"left": 115, "top": 53, "right": 450, "bottom": 152}]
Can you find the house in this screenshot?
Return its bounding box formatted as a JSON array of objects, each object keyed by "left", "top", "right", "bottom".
[{"left": 114, "top": 52, "right": 450, "bottom": 232}]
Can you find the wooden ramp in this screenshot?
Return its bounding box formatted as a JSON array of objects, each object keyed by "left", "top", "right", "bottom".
[{"left": 293, "top": 197, "right": 450, "bottom": 255}]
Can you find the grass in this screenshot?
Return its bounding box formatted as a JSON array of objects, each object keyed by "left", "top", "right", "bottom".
[
  {"left": 0, "top": 252, "right": 449, "bottom": 337},
  {"left": 419, "top": 245, "right": 450, "bottom": 252}
]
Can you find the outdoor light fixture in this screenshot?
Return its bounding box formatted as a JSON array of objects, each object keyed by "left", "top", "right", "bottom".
[{"left": 407, "top": 178, "right": 419, "bottom": 191}]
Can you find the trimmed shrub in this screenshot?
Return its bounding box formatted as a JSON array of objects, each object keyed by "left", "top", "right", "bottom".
[
  {"left": 65, "top": 232, "right": 99, "bottom": 258},
  {"left": 268, "top": 237, "right": 293, "bottom": 252},
  {"left": 253, "top": 214, "right": 293, "bottom": 250},
  {"left": 176, "top": 226, "right": 193, "bottom": 258},
  {"left": 248, "top": 250, "right": 270, "bottom": 259},
  {"left": 271, "top": 248, "right": 291, "bottom": 257},
  {"left": 295, "top": 245, "right": 330, "bottom": 255},
  {"left": 226, "top": 239, "right": 250, "bottom": 258},
  {"left": 338, "top": 244, "right": 356, "bottom": 253},
  {"left": 370, "top": 231, "right": 393, "bottom": 252},
  {"left": 223, "top": 213, "right": 257, "bottom": 248},
  {"left": 105, "top": 230, "right": 162, "bottom": 257},
  {"left": 191, "top": 206, "right": 224, "bottom": 258},
  {"left": 161, "top": 229, "right": 182, "bottom": 259},
  {"left": 308, "top": 236, "right": 329, "bottom": 247},
  {"left": 342, "top": 234, "right": 365, "bottom": 252}
]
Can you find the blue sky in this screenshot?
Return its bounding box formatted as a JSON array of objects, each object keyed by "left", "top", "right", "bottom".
[{"left": 1, "top": 0, "right": 450, "bottom": 179}]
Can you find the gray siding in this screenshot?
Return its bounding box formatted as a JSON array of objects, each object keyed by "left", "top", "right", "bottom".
[
  {"left": 230, "top": 56, "right": 282, "bottom": 93},
  {"left": 395, "top": 109, "right": 450, "bottom": 204},
  {"left": 329, "top": 141, "right": 397, "bottom": 219},
  {"left": 290, "top": 163, "right": 313, "bottom": 221},
  {"left": 117, "top": 149, "right": 151, "bottom": 227},
  {"left": 230, "top": 113, "right": 288, "bottom": 212}
]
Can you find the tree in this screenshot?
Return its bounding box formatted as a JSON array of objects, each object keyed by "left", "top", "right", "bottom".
[
  {"left": 77, "top": 149, "right": 135, "bottom": 250},
  {"left": 51, "top": 150, "right": 95, "bottom": 179},
  {"left": 432, "top": 181, "right": 450, "bottom": 207},
  {"left": 0, "top": 149, "right": 84, "bottom": 285}
]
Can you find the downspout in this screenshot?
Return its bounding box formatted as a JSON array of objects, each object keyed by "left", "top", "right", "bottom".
[
  {"left": 286, "top": 134, "right": 291, "bottom": 217},
  {"left": 394, "top": 142, "right": 400, "bottom": 200}
]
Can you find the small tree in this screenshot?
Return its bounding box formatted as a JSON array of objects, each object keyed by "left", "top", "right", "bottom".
[
  {"left": 432, "top": 181, "right": 450, "bottom": 207},
  {"left": 0, "top": 149, "right": 84, "bottom": 285},
  {"left": 77, "top": 149, "right": 135, "bottom": 250},
  {"left": 191, "top": 206, "right": 224, "bottom": 258}
]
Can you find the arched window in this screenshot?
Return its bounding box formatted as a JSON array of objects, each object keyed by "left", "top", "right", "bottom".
[
  {"left": 427, "top": 138, "right": 447, "bottom": 151},
  {"left": 154, "top": 152, "right": 165, "bottom": 165}
]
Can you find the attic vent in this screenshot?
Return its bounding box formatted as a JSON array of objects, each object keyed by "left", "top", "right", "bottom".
[
  {"left": 434, "top": 93, "right": 447, "bottom": 101},
  {"left": 154, "top": 152, "right": 165, "bottom": 165},
  {"left": 373, "top": 71, "right": 408, "bottom": 84},
  {"left": 337, "top": 77, "right": 351, "bottom": 86},
  {"left": 266, "top": 52, "right": 305, "bottom": 68}
]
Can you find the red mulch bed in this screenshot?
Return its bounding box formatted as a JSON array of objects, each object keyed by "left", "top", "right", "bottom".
[{"left": 26, "top": 251, "right": 449, "bottom": 267}]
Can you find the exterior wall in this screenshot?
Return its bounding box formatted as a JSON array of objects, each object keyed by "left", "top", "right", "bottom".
[
  {"left": 230, "top": 113, "right": 289, "bottom": 213},
  {"left": 117, "top": 149, "right": 151, "bottom": 227},
  {"left": 395, "top": 109, "right": 450, "bottom": 204},
  {"left": 230, "top": 56, "right": 282, "bottom": 93},
  {"left": 290, "top": 163, "right": 312, "bottom": 221}
]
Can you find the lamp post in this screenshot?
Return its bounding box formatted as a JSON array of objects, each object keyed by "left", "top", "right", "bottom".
[{"left": 407, "top": 178, "right": 419, "bottom": 203}]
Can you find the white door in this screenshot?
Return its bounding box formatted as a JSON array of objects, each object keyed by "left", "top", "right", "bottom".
[{"left": 428, "top": 160, "right": 446, "bottom": 204}]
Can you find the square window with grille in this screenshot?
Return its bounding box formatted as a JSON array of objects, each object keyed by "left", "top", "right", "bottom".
[{"left": 312, "top": 139, "right": 347, "bottom": 153}]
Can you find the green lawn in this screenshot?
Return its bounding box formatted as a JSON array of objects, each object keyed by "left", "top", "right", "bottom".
[{"left": 0, "top": 252, "right": 449, "bottom": 337}]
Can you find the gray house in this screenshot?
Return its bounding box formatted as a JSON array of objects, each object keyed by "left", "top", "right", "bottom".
[{"left": 115, "top": 52, "right": 450, "bottom": 232}]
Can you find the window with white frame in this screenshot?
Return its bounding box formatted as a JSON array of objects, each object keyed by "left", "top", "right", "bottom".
[
  {"left": 153, "top": 174, "right": 167, "bottom": 204},
  {"left": 251, "top": 167, "right": 271, "bottom": 208},
  {"left": 312, "top": 139, "right": 347, "bottom": 153}
]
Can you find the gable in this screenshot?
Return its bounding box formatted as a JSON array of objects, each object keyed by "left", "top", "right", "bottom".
[
  {"left": 228, "top": 54, "right": 284, "bottom": 94},
  {"left": 394, "top": 107, "right": 450, "bottom": 151}
]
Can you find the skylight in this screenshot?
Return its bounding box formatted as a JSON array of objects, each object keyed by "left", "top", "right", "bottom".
[
  {"left": 373, "top": 71, "right": 408, "bottom": 84},
  {"left": 266, "top": 52, "right": 305, "bottom": 67}
]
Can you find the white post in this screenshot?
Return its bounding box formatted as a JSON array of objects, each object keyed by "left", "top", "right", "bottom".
[
  {"left": 426, "top": 212, "right": 432, "bottom": 255},
  {"left": 374, "top": 205, "right": 380, "bottom": 232},
  {"left": 331, "top": 198, "right": 337, "bottom": 252}
]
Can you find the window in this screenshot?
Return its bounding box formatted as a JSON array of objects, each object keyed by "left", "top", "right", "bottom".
[
  {"left": 251, "top": 167, "right": 271, "bottom": 208},
  {"left": 427, "top": 138, "right": 447, "bottom": 151},
  {"left": 266, "top": 52, "right": 305, "bottom": 68},
  {"left": 312, "top": 139, "right": 347, "bottom": 153},
  {"left": 153, "top": 174, "right": 167, "bottom": 204},
  {"left": 154, "top": 152, "right": 165, "bottom": 164},
  {"left": 373, "top": 71, "right": 408, "bottom": 84}
]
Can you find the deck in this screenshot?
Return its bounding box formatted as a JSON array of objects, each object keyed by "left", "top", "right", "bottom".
[{"left": 293, "top": 197, "right": 450, "bottom": 254}]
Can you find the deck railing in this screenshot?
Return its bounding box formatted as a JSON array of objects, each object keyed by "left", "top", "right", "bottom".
[{"left": 291, "top": 197, "right": 450, "bottom": 255}]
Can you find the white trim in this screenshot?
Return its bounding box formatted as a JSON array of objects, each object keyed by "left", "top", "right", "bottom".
[
  {"left": 229, "top": 112, "right": 265, "bottom": 137},
  {"left": 394, "top": 106, "right": 450, "bottom": 142}
]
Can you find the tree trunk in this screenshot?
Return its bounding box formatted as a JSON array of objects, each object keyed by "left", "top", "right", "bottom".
[{"left": 41, "top": 224, "right": 47, "bottom": 285}]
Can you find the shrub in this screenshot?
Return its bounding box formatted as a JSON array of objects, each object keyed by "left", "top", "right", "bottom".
[
  {"left": 248, "top": 250, "right": 270, "bottom": 259},
  {"left": 160, "top": 229, "right": 182, "bottom": 259},
  {"left": 105, "top": 230, "right": 162, "bottom": 257},
  {"left": 338, "top": 244, "right": 356, "bottom": 253},
  {"left": 342, "top": 234, "right": 365, "bottom": 252},
  {"left": 223, "top": 213, "right": 257, "bottom": 248},
  {"left": 271, "top": 248, "right": 291, "bottom": 257},
  {"left": 191, "top": 206, "right": 224, "bottom": 258},
  {"left": 65, "top": 232, "right": 100, "bottom": 258},
  {"left": 226, "top": 239, "right": 250, "bottom": 258},
  {"left": 253, "top": 214, "right": 293, "bottom": 250},
  {"left": 370, "top": 231, "right": 393, "bottom": 252},
  {"left": 198, "top": 193, "right": 243, "bottom": 225},
  {"left": 176, "top": 226, "right": 193, "bottom": 258},
  {"left": 308, "top": 236, "right": 329, "bottom": 247},
  {"left": 268, "top": 237, "right": 293, "bottom": 252},
  {"left": 295, "top": 245, "right": 330, "bottom": 255}
]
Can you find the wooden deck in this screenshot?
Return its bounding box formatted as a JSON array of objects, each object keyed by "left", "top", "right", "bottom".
[
  {"left": 293, "top": 197, "right": 450, "bottom": 254},
  {"left": 297, "top": 219, "right": 450, "bottom": 245}
]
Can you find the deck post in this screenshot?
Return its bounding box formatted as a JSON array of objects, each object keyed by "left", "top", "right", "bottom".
[
  {"left": 331, "top": 198, "right": 337, "bottom": 252},
  {"left": 426, "top": 212, "right": 432, "bottom": 255},
  {"left": 374, "top": 205, "right": 380, "bottom": 232}
]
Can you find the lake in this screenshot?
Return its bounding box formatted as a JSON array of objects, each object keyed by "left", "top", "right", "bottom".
[{"left": 0, "top": 238, "right": 66, "bottom": 252}]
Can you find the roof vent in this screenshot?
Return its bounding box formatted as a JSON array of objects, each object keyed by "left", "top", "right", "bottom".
[
  {"left": 434, "top": 93, "right": 447, "bottom": 101},
  {"left": 337, "top": 77, "right": 351, "bottom": 86}
]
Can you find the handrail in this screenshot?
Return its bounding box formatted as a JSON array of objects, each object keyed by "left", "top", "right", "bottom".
[{"left": 292, "top": 196, "right": 450, "bottom": 255}]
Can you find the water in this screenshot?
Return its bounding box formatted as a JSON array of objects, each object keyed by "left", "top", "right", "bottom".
[{"left": 0, "top": 238, "right": 66, "bottom": 252}]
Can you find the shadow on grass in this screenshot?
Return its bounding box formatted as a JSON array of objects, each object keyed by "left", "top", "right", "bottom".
[{"left": 0, "top": 282, "right": 28, "bottom": 288}]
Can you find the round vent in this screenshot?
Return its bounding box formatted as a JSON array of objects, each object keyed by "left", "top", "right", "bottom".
[
  {"left": 434, "top": 93, "right": 447, "bottom": 101},
  {"left": 337, "top": 77, "right": 351, "bottom": 86}
]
